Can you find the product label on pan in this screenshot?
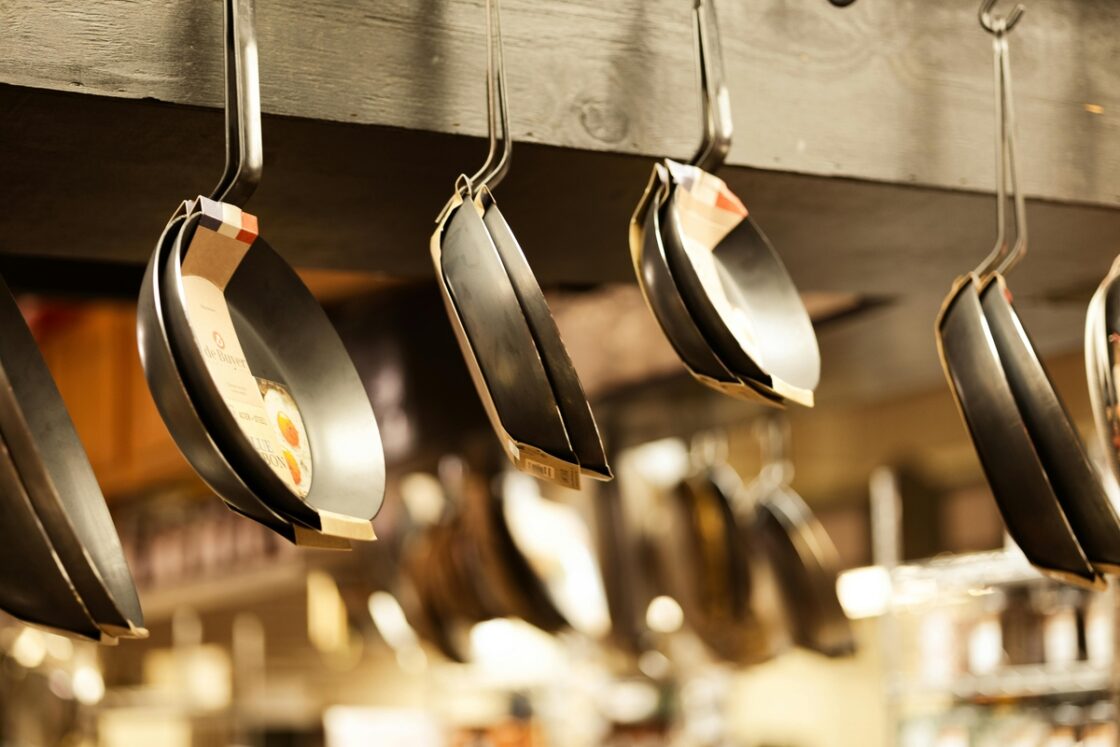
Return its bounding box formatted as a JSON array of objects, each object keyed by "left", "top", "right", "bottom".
[
  {"left": 180, "top": 198, "right": 312, "bottom": 498},
  {"left": 665, "top": 160, "right": 760, "bottom": 360}
]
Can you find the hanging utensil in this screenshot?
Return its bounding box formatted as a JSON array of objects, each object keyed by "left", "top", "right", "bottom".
[
  {"left": 634, "top": 0, "right": 819, "bottom": 407},
  {"left": 935, "top": 1, "right": 1101, "bottom": 590},
  {"left": 430, "top": 0, "right": 588, "bottom": 489},
  {"left": 745, "top": 419, "right": 854, "bottom": 657},
  {"left": 470, "top": 6, "right": 612, "bottom": 482},
  {"left": 140, "top": 0, "right": 385, "bottom": 544},
  {"left": 656, "top": 434, "right": 789, "bottom": 665},
  {"left": 0, "top": 275, "right": 145, "bottom": 639},
  {"left": 975, "top": 2, "right": 1120, "bottom": 575},
  {"left": 0, "top": 436, "right": 103, "bottom": 641}
]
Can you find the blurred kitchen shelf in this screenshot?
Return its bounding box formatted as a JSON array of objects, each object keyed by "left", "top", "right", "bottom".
[
  {"left": 888, "top": 550, "right": 1054, "bottom": 609},
  {"left": 890, "top": 662, "right": 1113, "bottom": 703},
  {"left": 139, "top": 558, "right": 309, "bottom": 624}
]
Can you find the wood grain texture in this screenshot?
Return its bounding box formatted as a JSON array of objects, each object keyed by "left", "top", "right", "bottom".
[{"left": 2, "top": 0, "right": 1119, "bottom": 206}]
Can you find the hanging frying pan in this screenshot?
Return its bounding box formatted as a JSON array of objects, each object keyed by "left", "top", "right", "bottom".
[
  {"left": 936, "top": 5, "right": 1101, "bottom": 590},
  {"left": 463, "top": 471, "right": 568, "bottom": 632},
  {"left": 138, "top": 206, "right": 316, "bottom": 545},
  {"left": 658, "top": 0, "right": 819, "bottom": 407},
  {"left": 1086, "top": 261, "right": 1120, "bottom": 481},
  {"left": 981, "top": 276, "right": 1120, "bottom": 573},
  {"left": 470, "top": 7, "right": 611, "bottom": 482},
  {"left": 431, "top": 0, "right": 581, "bottom": 489},
  {"left": 976, "top": 22, "right": 1120, "bottom": 573},
  {"left": 630, "top": 166, "right": 783, "bottom": 406},
  {"left": 756, "top": 487, "right": 854, "bottom": 658},
  {"left": 400, "top": 527, "right": 467, "bottom": 662},
  {"left": 0, "top": 436, "right": 103, "bottom": 641},
  {"left": 0, "top": 275, "right": 146, "bottom": 639},
  {"left": 743, "top": 419, "right": 852, "bottom": 657},
  {"left": 658, "top": 465, "right": 788, "bottom": 665},
  {"left": 139, "top": 0, "right": 384, "bottom": 542}
]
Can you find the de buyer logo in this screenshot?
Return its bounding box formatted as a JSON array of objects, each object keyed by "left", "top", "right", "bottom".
[
  {"left": 213, "top": 330, "right": 226, "bottom": 350},
  {"left": 201, "top": 328, "right": 248, "bottom": 369}
]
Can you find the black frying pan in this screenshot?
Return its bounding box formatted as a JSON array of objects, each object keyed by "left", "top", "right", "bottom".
[
  {"left": 657, "top": 0, "right": 818, "bottom": 407},
  {"left": 630, "top": 166, "right": 783, "bottom": 406},
  {"left": 755, "top": 486, "right": 854, "bottom": 658},
  {"left": 467, "top": 5, "right": 611, "bottom": 483},
  {"left": 980, "top": 274, "right": 1120, "bottom": 573},
  {"left": 0, "top": 274, "right": 146, "bottom": 638},
  {"left": 936, "top": 275, "right": 1100, "bottom": 589},
  {"left": 0, "top": 436, "right": 103, "bottom": 641},
  {"left": 137, "top": 207, "right": 313, "bottom": 545},
  {"left": 161, "top": 203, "right": 384, "bottom": 541},
  {"left": 478, "top": 188, "right": 612, "bottom": 482},
  {"left": 432, "top": 187, "right": 579, "bottom": 487}
]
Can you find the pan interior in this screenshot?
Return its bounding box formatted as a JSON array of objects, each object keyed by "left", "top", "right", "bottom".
[
  {"left": 171, "top": 214, "right": 384, "bottom": 522},
  {"left": 663, "top": 168, "right": 820, "bottom": 394}
]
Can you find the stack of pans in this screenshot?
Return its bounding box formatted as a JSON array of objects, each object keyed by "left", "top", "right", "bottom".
[
  {"left": 430, "top": 0, "right": 612, "bottom": 490},
  {"left": 938, "top": 2, "right": 1120, "bottom": 590},
  {"left": 0, "top": 274, "right": 145, "bottom": 642},
  {"left": 630, "top": 0, "right": 820, "bottom": 409},
  {"left": 137, "top": 0, "right": 385, "bottom": 549}
]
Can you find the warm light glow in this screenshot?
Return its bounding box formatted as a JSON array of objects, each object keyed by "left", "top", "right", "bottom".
[
  {"left": 469, "top": 618, "right": 563, "bottom": 687},
  {"left": 645, "top": 595, "right": 684, "bottom": 633},
  {"left": 624, "top": 439, "right": 689, "bottom": 488},
  {"left": 399, "top": 472, "right": 446, "bottom": 526},
  {"left": 11, "top": 628, "right": 47, "bottom": 668},
  {"left": 1084, "top": 103, "right": 1105, "bottom": 115},
  {"left": 307, "top": 571, "right": 348, "bottom": 654},
  {"left": 368, "top": 592, "right": 419, "bottom": 651},
  {"left": 44, "top": 633, "right": 73, "bottom": 662},
  {"left": 637, "top": 650, "right": 671, "bottom": 679},
  {"left": 836, "top": 566, "right": 891, "bottom": 619},
  {"left": 72, "top": 664, "right": 105, "bottom": 705}
]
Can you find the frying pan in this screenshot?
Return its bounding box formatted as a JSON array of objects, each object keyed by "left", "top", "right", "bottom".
[
  {"left": 755, "top": 487, "right": 854, "bottom": 657},
  {"left": 981, "top": 274, "right": 1120, "bottom": 573},
  {"left": 138, "top": 206, "right": 319, "bottom": 545},
  {"left": 0, "top": 274, "right": 146, "bottom": 638},
  {"left": 937, "top": 8, "right": 1102, "bottom": 589},
  {"left": 140, "top": 0, "right": 384, "bottom": 541},
  {"left": 162, "top": 202, "right": 383, "bottom": 541},
  {"left": 431, "top": 0, "right": 591, "bottom": 489},
  {"left": 463, "top": 471, "right": 568, "bottom": 632},
  {"left": 974, "top": 22, "right": 1120, "bottom": 573},
  {"left": 658, "top": 466, "right": 788, "bottom": 665},
  {"left": 629, "top": 164, "right": 783, "bottom": 406},
  {"left": 937, "top": 277, "right": 1100, "bottom": 589},
  {"left": 658, "top": 0, "right": 819, "bottom": 407},
  {"left": 469, "top": 8, "right": 611, "bottom": 482},
  {"left": 741, "top": 419, "right": 853, "bottom": 656},
  {"left": 0, "top": 436, "right": 103, "bottom": 641},
  {"left": 1086, "top": 262, "right": 1120, "bottom": 481}
]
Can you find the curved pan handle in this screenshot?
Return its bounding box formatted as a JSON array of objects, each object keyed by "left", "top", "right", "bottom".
[
  {"left": 690, "top": 0, "right": 732, "bottom": 173},
  {"left": 210, "top": 0, "right": 263, "bottom": 207}
]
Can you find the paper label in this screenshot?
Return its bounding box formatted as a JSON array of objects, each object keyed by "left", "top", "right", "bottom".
[
  {"left": 666, "top": 160, "right": 761, "bottom": 361},
  {"left": 180, "top": 201, "right": 312, "bottom": 499}
]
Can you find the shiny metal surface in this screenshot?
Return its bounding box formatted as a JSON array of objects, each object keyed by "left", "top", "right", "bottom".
[
  {"left": 137, "top": 210, "right": 299, "bottom": 542},
  {"left": 0, "top": 436, "right": 102, "bottom": 641},
  {"left": 161, "top": 211, "right": 384, "bottom": 536},
  {"left": 936, "top": 276, "right": 1100, "bottom": 589},
  {"left": 1087, "top": 261, "right": 1120, "bottom": 481},
  {"left": 0, "top": 273, "right": 145, "bottom": 638},
  {"left": 981, "top": 275, "right": 1120, "bottom": 573}
]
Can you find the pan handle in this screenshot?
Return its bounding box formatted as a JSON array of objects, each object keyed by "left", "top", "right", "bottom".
[
  {"left": 210, "top": 0, "right": 263, "bottom": 207},
  {"left": 690, "top": 0, "right": 733, "bottom": 172}
]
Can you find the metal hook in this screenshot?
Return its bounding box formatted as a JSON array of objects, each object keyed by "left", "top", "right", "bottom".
[
  {"left": 974, "top": 4, "right": 1028, "bottom": 276},
  {"left": 690, "top": 0, "right": 732, "bottom": 172},
  {"left": 470, "top": 0, "right": 511, "bottom": 191},
  {"left": 754, "top": 415, "right": 793, "bottom": 487},
  {"left": 979, "top": 0, "right": 1025, "bottom": 35},
  {"left": 209, "top": 0, "right": 263, "bottom": 207}
]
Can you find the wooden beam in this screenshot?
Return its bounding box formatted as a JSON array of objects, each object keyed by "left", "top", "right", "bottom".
[
  {"left": 2, "top": 0, "right": 1118, "bottom": 206},
  {"left": 3, "top": 84, "right": 1120, "bottom": 303}
]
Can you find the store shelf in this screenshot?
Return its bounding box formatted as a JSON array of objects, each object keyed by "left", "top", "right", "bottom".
[
  {"left": 139, "top": 559, "right": 309, "bottom": 624},
  {"left": 891, "top": 662, "right": 1113, "bottom": 703}
]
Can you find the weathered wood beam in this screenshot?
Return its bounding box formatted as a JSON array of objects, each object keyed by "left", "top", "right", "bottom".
[{"left": 2, "top": 0, "right": 1119, "bottom": 207}]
